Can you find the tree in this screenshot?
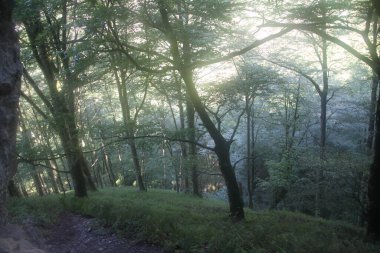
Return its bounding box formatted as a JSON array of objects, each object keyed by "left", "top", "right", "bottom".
[
  {"left": 0, "top": 0, "right": 22, "bottom": 225},
  {"left": 221, "top": 63, "right": 279, "bottom": 208},
  {"left": 264, "top": 0, "right": 380, "bottom": 240},
  {"left": 116, "top": 0, "right": 292, "bottom": 221},
  {"left": 17, "top": 0, "right": 97, "bottom": 197}
]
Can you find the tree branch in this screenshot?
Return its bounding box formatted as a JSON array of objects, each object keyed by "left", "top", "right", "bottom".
[
  {"left": 190, "top": 28, "right": 294, "bottom": 69},
  {"left": 264, "top": 58, "right": 323, "bottom": 95},
  {"left": 262, "top": 21, "right": 377, "bottom": 70},
  {"left": 20, "top": 91, "right": 50, "bottom": 120}
]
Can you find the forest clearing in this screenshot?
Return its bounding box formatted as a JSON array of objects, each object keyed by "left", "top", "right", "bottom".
[{"left": 2, "top": 0, "right": 380, "bottom": 252}]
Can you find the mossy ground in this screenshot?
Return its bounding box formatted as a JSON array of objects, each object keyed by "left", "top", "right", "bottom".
[{"left": 7, "top": 187, "right": 380, "bottom": 253}]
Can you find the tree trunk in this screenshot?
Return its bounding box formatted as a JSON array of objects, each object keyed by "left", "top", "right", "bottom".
[
  {"left": 32, "top": 170, "right": 44, "bottom": 197},
  {"left": 315, "top": 36, "right": 329, "bottom": 217},
  {"left": 158, "top": 1, "right": 244, "bottom": 220},
  {"left": 57, "top": 121, "right": 89, "bottom": 197},
  {"left": 7, "top": 179, "right": 22, "bottom": 198},
  {"left": 186, "top": 97, "right": 200, "bottom": 196},
  {"left": 114, "top": 69, "right": 146, "bottom": 191},
  {"left": 178, "top": 86, "right": 189, "bottom": 192},
  {"left": 0, "top": 0, "right": 22, "bottom": 226},
  {"left": 17, "top": 175, "right": 29, "bottom": 197},
  {"left": 181, "top": 68, "right": 244, "bottom": 220},
  {"left": 367, "top": 69, "right": 380, "bottom": 241},
  {"left": 367, "top": 74, "right": 378, "bottom": 151},
  {"left": 246, "top": 94, "right": 253, "bottom": 209},
  {"left": 130, "top": 139, "right": 146, "bottom": 191},
  {"left": 45, "top": 161, "right": 59, "bottom": 194},
  {"left": 22, "top": 5, "right": 97, "bottom": 198}
]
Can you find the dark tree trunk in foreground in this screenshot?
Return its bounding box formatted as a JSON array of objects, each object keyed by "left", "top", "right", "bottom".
[
  {"left": 367, "top": 69, "right": 380, "bottom": 241},
  {"left": 367, "top": 74, "right": 378, "bottom": 150},
  {"left": 367, "top": 3, "right": 380, "bottom": 241},
  {"left": 0, "top": 0, "right": 22, "bottom": 226},
  {"left": 7, "top": 179, "right": 21, "bottom": 198}
]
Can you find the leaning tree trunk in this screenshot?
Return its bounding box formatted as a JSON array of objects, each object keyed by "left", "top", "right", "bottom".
[
  {"left": 181, "top": 68, "right": 244, "bottom": 220},
  {"left": 0, "top": 0, "right": 22, "bottom": 226},
  {"left": 158, "top": 1, "right": 244, "bottom": 220}
]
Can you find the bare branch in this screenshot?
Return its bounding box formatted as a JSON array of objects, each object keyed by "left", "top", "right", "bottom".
[
  {"left": 190, "top": 28, "right": 294, "bottom": 69},
  {"left": 264, "top": 58, "right": 323, "bottom": 96},
  {"left": 23, "top": 67, "right": 54, "bottom": 114},
  {"left": 17, "top": 154, "right": 70, "bottom": 173},
  {"left": 262, "top": 21, "right": 377, "bottom": 70},
  {"left": 20, "top": 91, "right": 50, "bottom": 120}
]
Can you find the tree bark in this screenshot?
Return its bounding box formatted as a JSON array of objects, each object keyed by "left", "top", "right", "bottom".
[
  {"left": 367, "top": 68, "right": 380, "bottom": 241},
  {"left": 7, "top": 179, "right": 21, "bottom": 198},
  {"left": 367, "top": 74, "right": 378, "bottom": 150},
  {"left": 0, "top": 0, "right": 22, "bottom": 225},
  {"left": 157, "top": 1, "right": 244, "bottom": 219},
  {"left": 246, "top": 94, "right": 253, "bottom": 209},
  {"left": 181, "top": 68, "right": 244, "bottom": 220},
  {"left": 114, "top": 69, "right": 146, "bottom": 191},
  {"left": 178, "top": 88, "right": 189, "bottom": 192},
  {"left": 22, "top": 12, "right": 96, "bottom": 197},
  {"left": 367, "top": 16, "right": 378, "bottom": 151},
  {"left": 186, "top": 97, "right": 200, "bottom": 196}
]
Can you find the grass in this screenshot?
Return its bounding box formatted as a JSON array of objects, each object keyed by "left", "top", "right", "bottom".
[{"left": 7, "top": 187, "right": 380, "bottom": 253}]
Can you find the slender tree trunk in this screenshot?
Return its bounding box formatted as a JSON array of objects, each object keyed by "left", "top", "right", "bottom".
[
  {"left": 250, "top": 111, "right": 256, "bottom": 208},
  {"left": 367, "top": 74, "right": 378, "bottom": 151},
  {"left": 130, "top": 140, "right": 146, "bottom": 191},
  {"left": 315, "top": 35, "right": 329, "bottom": 217},
  {"left": 45, "top": 161, "right": 59, "bottom": 194},
  {"left": 0, "top": 0, "right": 22, "bottom": 226},
  {"left": 17, "top": 175, "right": 28, "bottom": 197},
  {"left": 246, "top": 94, "right": 253, "bottom": 209},
  {"left": 114, "top": 69, "right": 146, "bottom": 191},
  {"left": 178, "top": 86, "right": 190, "bottom": 192},
  {"left": 32, "top": 170, "right": 44, "bottom": 197},
  {"left": 186, "top": 98, "right": 200, "bottom": 196},
  {"left": 51, "top": 159, "right": 65, "bottom": 193}
]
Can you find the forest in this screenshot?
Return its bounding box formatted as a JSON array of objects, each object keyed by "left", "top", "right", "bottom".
[{"left": 1, "top": 0, "right": 380, "bottom": 252}]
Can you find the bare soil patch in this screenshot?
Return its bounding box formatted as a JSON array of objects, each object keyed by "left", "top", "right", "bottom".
[{"left": 0, "top": 212, "right": 164, "bottom": 253}]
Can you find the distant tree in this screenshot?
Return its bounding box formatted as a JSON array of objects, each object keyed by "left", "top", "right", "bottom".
[
  {"left": 0, "top": 0, "right": 22, "bottom": 225},
  {"left": 265, "top": 0, "right": 380, "bottom": 241}
]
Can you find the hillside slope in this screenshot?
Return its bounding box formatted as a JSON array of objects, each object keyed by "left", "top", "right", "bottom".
[{"left": 6, "top": 188, "right": 380, "bottom": 253}]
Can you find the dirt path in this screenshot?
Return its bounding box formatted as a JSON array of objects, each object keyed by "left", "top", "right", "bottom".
[{"left": 0, "top": 213, "right": 164, "bottom": 253}]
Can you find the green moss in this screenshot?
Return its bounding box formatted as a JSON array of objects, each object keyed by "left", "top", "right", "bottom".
[{"left": 7, "top": 187, "right": 380, "bottom": 252}]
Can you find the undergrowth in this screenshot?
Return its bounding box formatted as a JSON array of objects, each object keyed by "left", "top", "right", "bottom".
[{"left": 7, "top": 187, "right": 380, "bottom": 253}]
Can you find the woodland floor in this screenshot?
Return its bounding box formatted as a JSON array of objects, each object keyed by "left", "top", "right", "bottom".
[{"left": 0, "top": 212, "right": 164, "bottom": 253}]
